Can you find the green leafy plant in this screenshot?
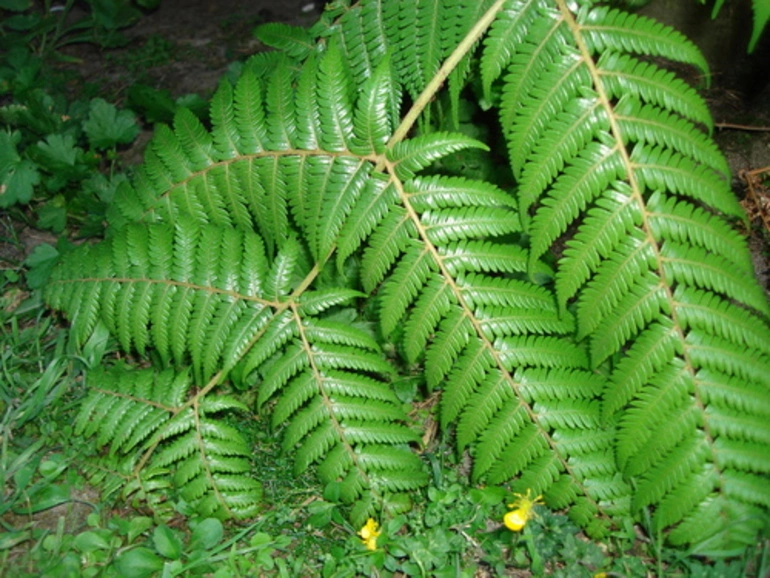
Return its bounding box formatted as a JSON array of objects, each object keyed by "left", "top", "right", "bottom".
[
  {"left": 0, "top": 0, "right": 149, "bottom": 60},
  {"left": 42, "top": 0, "right": 770, "bottom": 560},
  {"left": 109, "top": 518, "right": 293, "bottom": 578},
  {"left": 0, "top": 95, "right": 138, "bottom": 235},
  {"left": 617, "top": 0, "right": 770, "bottom": 52},
  {"left": 72, "top": 364, "right": 263, "bottom": 520},
  {"left": 0, "top": 0, "right": 150, "bottom": 238}
]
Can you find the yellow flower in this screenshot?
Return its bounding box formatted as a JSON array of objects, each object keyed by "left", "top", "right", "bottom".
[
  {"left": 503, "top": 489, "right": 544, "bottom": 532},
  {"left": 358, "top": 518, "right": 381, "bottom": 550}
]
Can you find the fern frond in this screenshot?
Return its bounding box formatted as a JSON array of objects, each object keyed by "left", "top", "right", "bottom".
[
  {"left": 256, "top": 314, "right": 427, "bottom": 526},
  {"left": 480, "top": 0, "right": 539, "bottom": 101},
  {"left": 579, "top": 6, "right": 709, "bottom": 76},
  {"left": 108, "top": 45, "right": 396, "bottom": 265},
  {"left": 333, "top": 0, "right": 493, "bottom": 127},
  {"left": 46, "top": 220, "right": 279, "bottom": 383},
  {"left": 76, "top": 365, "right": 262, "bottom": 519},
  {"left": 50, "top": 221, "right": 426, "bottom": 524},
  {"left": 351, "top": 57, "right": 398, "bottom": 155},
  {"left": 660, "top": 242, "right": 770, "bottom": 316},
  {"left": 630, "top": 144, "right": 746, "bottom": 221},
  {"left": 316, "top": 42, "right": 355, "bottom": 152},
  {"left": 344, "top": 130, "right": 631, "bottom": 536},
  {"left": 443, "top": 0, "right": 497, "bottom": 127},
  {"left": 336, "top": 0, "right": 389, "bottom": 84},
  {"left": 233, "top": 64, "right": 271, "bottom": 154},
  {"left": 596, "top": 52, "right": 714, "bottom": 130},
  {"left": 386, "top": 0, "right": 443, "bottom": 103},
  {"left": 46, "top": 0, "right": 770, "bottom": 550},
  {"left": 647, "top": 192, "right": 754, "bottom": 273},
  {"left": 613, "top": 96, "right": 729, "bottom": 177},
  {"left": 491, "top": 0, "right": 770, "bottom": 548},
  {"left": 388, "top": 132, "right": 488, "bottom": 181}
]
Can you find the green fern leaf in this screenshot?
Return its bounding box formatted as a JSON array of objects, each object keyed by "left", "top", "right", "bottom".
[
  {"left": 386, "top": 0, "right": 443, "bottom": 102},
  {"left": 597, "top": 51, "right": 714, "bottom": 130},
  {"left": 613, "top": 96, "right": 729, "bottom": 177},
  {"left": 491, "top": 0, "right": 770, "bottom": 548},
  {"left": 46, "top": 220, "right": 278, "bottom": 383},
  {"left": 660, "top": 242, "right": 770, "bottom": 316},
  {"left": 254, "top": 22, "right": 314, "bottom": 60},
  {"left": 46, "top": 0, "right": 770, "bottom": 549},
  {"left": 647, "top": 191, "right": 754, "bottom": 273},
  {"left": 317, "top": 43, "right": 356, "bottom": 152},
  {"left": 255, "top": 316, "right": 427, "bottom": 525},
  {"left": 344, "top": 129, "right": 630, "bottom": 535},
  {"left": 336, "top": 0, "right": 389, "bottom": 83},
  {"left": 233, "top": 67, "right": 270, "bottom": 154},
  {"left": 360, "top": 207, "right": 418, "bottom": 292},
  {"left": 579, "top": 6, "right": 710, "bottom": 77},
  {"left": 480, "top": 0, "right": 539, "bottom": 101},
  {"left": 443, "top": 0, "right": 496, "bottom": 127},
  {"left": 337, "top": 175, "right": 400, "bottom": 268},
  {"left": 351, "top": 57, "right": 398, "bottom": 155},
  {"left": 387, "top": 132, "right": 488, "bottom": 181},
  {"left": 301, "top": 157, "right": 372, "bottom": 262},
  {"left": 173, "top": 108, "right": 215, "bottom": 171},
  {"left": 209, "top": 78, "right": 239, "bottom": 160},
  {"left": 266, "top": 56, "right": 299, "bottom": 151},
  {"left": 297, "top": 289, "right": 366, "bottom": 317},
  {"left": 630, "top": 144, "right": 745, "bottom": 221},
  {"left": 76, "top": 365, "right": 261, "bottom": 519}
]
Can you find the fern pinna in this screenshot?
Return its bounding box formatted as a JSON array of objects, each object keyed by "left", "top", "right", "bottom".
[
  {"left": 44, "top": 0, "right": 769, "bottom": 552},
  {"left": 72, "top": 364, "right": 262, "bottom": 519}
]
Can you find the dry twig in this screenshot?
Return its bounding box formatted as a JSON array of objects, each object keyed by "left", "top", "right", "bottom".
[
  {"left": 739, "top": 166, "right": 770, "bottom": 234},
  {"left": 715, "top": 122, "right": 770, "bottom": 132}
]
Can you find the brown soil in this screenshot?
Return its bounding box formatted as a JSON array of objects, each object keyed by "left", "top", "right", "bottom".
[{"left": 63, "top": 0, "right": 322, "bottom": 101}]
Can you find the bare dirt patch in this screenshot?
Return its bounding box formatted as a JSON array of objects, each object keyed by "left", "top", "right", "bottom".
[{"left": 60, "top": 0, "right": 322, "bottom": 101}]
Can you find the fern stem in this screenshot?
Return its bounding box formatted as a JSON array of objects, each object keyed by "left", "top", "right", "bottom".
[
  {"left": 290, "top": 248, "right": 334, "bottom": 300},
  {"left": 715, "top": 122, "right": 770, "bottom": 132},
  {"left": 388, "top": 0, "right": 508, "bottom": 146}
]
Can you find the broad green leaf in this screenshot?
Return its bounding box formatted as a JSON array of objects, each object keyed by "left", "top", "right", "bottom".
[
  {"left": 83, "top": 98, "right": 140, "bottom": 150},
  {"left": 114, "top": 548, "right": 165, "bottom": 578},
  {"left": 190, "top": 518, "right": 224, "bottom": 550},
  {"left": 153, "top": 525, "right": 183, "bottom": 560},
  {"left": 0, "top": 130, "right": 40, "bottom": 207}
]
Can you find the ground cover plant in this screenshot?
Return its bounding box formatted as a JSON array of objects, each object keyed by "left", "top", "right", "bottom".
[{"left": 2, "top": 0, "right": 770, "bottom": 575}]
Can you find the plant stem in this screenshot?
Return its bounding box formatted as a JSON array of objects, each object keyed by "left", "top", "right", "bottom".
[{"left": 389, "top": 0, "right": 508, "bottom": 146}]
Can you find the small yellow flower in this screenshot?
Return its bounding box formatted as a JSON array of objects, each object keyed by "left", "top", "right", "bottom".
[
  {"left": 358, "top": 518, "right": 381, "bottom": 550},
  {"left": 503, "top": 489, "right": 544, "bottom": 532}
]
